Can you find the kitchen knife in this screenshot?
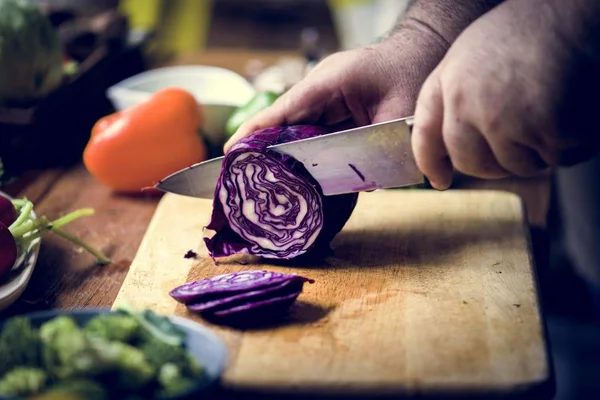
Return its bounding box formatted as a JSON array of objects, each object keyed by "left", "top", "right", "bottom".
[{"left": 155, "top": 116, "right": 423, "bottom": 198}]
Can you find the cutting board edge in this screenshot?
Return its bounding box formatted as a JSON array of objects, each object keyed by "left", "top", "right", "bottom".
[
  {"left": 111, "top": 193, "right": 198, "bottom": 314},
  {"left": 219, "top": 372, "right": 555, "bottom": 399}
]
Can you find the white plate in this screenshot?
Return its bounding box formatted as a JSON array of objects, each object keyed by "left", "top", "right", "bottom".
[
  {"left": 106, "top": 65, "right": 257, "bottom": 145},
  {"left": 0, "top": 191, "right": 41, "bottom": 312}
]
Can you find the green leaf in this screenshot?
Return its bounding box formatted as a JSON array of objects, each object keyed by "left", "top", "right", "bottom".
[{"left": 116, "top": 305, "right": 186, "bottom": 348}]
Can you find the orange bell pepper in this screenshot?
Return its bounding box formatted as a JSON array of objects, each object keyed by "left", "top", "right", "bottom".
[{"left": 84, "top": 87, "right": 208, "bottom": 194}]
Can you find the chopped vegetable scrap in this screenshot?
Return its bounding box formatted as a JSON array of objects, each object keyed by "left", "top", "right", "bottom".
[
  {"left": 0, "top": 195, "right": 110, "bottom": 279},
  {"left": 183, "top": 250, "right": 198, "bottom": 259},
  {"left": 0, "top": 307, "right": 207, "bottom": 399},
  {"left": 205, "top": 125, "right": 358, "bottom": 260},
  {"left": 170, "top": 270, "right": 314, "bottom": 322}
]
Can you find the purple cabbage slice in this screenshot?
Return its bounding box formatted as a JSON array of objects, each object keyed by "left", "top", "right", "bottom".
[
  {"left": 212, "top": 291, "right": 302, "bottom": 317},
  {"left": 204, "top": 125, "right": 359, "bottom": 260},
  {"left": 169, "top": 270, "right": 311, "bottom": 304},
  {"left": 187, "top": 278, "right": 303, "bottom": 313}
]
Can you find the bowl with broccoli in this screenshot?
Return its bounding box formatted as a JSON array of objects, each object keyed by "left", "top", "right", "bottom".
[{"left": 0, "top": 305, "right": 229, "bottom": 400}]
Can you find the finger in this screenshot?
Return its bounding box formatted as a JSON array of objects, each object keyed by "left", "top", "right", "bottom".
[
  {"left": 326, "top": 118, "right": 358, "bottom": 133},
  {"left": 317, "top": 94, "right": 353, "bottom": 126},
  {"left": 442, "top": 116, "right": 510, "bottom": 179},
  {"left": 412, "top": 73, "right": 453, "bottom": 190},
  {"left": 486, "top": 139, "right": 547, "bottom": 177}
]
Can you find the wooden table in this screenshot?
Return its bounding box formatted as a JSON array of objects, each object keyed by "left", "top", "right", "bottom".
[{"left": 0, "top": 48, "right": 553, "bottom": 319}]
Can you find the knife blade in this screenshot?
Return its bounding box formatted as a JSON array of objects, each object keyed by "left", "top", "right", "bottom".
[{"left": 155, "top": 116, "right": 423, "bottom": 198}]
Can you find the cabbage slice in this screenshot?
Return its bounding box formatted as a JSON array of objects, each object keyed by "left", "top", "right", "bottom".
[{"left": 169, "top": 270, "right": 315, "bottom": 321}]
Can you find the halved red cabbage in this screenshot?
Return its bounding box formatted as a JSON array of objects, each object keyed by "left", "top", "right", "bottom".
[
  {"left": 204, "top": 126, "right": 358, "bottom": 260},
  {"left": 169, "top": 270, "right": 314, "bottom": 321}
]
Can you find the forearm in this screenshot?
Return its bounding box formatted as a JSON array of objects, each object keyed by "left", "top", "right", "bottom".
[{"left": 388, "top": 0, "right": 507, "bottom": 46}]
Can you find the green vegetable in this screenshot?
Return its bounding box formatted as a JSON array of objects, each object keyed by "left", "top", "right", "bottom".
[
  {"left": 0, "top": 316, "right": 43, "bottom": 376},
  {"left": 43, "top": 378, "right": 108, "bottom": 400},
  {"left": 83, "top": 314, "right": 140, "bottom": 343},
  {"left": 40, "top": 317, "right": 112, "bottom": 379},
  {"left": 0, "top": 367, "right": 47, "bottom": 397},
  {"left": 100, "top": 341, "right": 155, "bottom": 391},
  {"left": 117, "top": 305, "right": 186, "bottom": 347},
  {"left": 225, "top": 91, "right": 280, "bottom": 138},
  {"left": 0, "top": 308, "right": 207, "bottom": 399},
  {"left": 140, "top": 336, "right": 203, "bottom": 378},
  {"left": 156, "top": 363, "right": 196, "bottom": 398},
  {"left": 0, "top": 0, "right": 64, "bottom": 106}
]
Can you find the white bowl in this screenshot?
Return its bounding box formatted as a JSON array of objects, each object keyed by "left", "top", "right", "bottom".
[
  {"left": 0, "top": 191, "right": 41, "bottom": 312},
  {"left": 107, "top": 66, "right": 256, "bottom": 145}
]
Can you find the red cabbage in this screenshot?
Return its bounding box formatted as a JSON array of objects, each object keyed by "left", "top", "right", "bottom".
[
  {"left": 211, "top": 291, "right": 302, "bottom": 318},
  {"left": 169, "top": 269, "right": 307, "bottom": 304},
  {"left": 203, "top": 126, "right": 358, "bottom": 260},
  {"left": 186, "top": 278, "right": 302, "bottom": 312},
  {"left": 169, "top": 270, "right": 314, "bottom": 321}
]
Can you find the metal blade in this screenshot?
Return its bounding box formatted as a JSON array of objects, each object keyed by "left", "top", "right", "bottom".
[
  {"left": 155, "top": 116, "right": 423, "bottom": 198},
  {"left": 156, "top": 156, "right": 224, "bottom": 199},
  {"left": 270, "top": 116, "right": 423, "bottom": 195}
]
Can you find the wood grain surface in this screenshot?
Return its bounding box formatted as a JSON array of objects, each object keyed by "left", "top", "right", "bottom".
[
  {"left": 0, "top": 166, "right": 160, "bottom": 318},
  {"left": 113, "top": 189, "right": 553, "bottom": 399}
]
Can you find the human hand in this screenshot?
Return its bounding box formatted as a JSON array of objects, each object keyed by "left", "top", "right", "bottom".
[
  {"left": 224, "top": 27, "right": 450, "bottom": 152},
  {"left": 412, "top": 0, "right": 600, "bottom": 190}
]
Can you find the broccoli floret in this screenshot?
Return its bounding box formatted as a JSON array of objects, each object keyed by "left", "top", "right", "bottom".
[
  {"left": 139, "top": 337, "right": 203, "bottom": 378},
  {"left": 156, "top": 363, "right": 197, "bottom": 398},
  {"left": 39, "top": 317, "right": 112, "bottom": 380},
  {"left": 44, "top": 378, "right": 108, "bottom": 400},
  {"left": 39, "top": 316, "right": 156, "bottom": 391},
  {"left": 0, "top": 367, "right": 47, "bottom": 397},
  {"left": 39, "top": 315, "right": 79, "bottom": 345},
  {"left": 83, "top": 314, "right": 139, "bottom": 343},
  {"left": 99, "top": 341, "right": 156, "bottom": 391},
  {"left": 0, "top": 317, "right": 42, "bottom": 375}
]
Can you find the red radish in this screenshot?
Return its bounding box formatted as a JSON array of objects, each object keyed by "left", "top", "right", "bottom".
[
  {"left": 0, "top": 195, "right": 16, "bottom": 227},
  {"left": 0, "top": 197, "right": 111, "bottom": 280},
  {"left": 0, "top": 221, "right": 17, "bottom": 277}
]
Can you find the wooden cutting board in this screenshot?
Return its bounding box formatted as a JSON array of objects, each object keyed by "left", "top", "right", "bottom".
[{"left": 113, "top": 190, "right": 553, "bottom": 399}]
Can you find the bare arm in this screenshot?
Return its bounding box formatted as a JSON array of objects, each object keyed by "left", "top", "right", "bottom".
[
  {"left": 383, "top": 0, "right": 508, "bottom": 46},
  {"left": 225, "top": 0, "right": 509, "bottom": 150}
]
